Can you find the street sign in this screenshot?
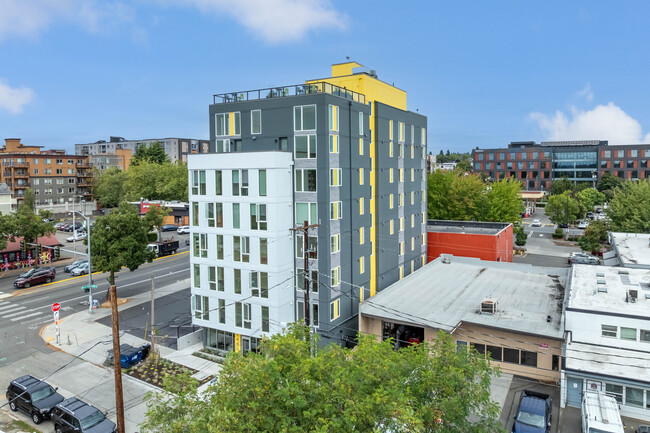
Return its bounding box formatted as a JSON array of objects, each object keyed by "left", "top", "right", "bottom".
[
  {"left": 53, "top": 310, "right": 59, "bottom": 321},
  {"left": 51, "top": 302, "right": 61, "bottom": 312}
]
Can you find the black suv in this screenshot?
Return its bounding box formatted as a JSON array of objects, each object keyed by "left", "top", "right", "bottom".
[
  {"left": 6, "top": 375, "right": 64, "bottom": 424},
  {"left": 52, "top": 397, "right": 117, "bottom": 433}
]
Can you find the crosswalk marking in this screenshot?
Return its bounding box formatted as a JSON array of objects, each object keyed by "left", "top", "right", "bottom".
[
  {"left": 0, "top": 293, "right": 11, "bottom": 300},
  {"left": 0, "top": 303, "right": 21, "bottom": 313},
  {"left": 10, "top": 311, "right": 42, "bottom": 322},
  {"left": 3, "top": 307, "right": 28, "bottom": 319}
]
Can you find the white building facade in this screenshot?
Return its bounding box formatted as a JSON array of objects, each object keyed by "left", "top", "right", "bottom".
[
  {"left": 562, "top": 264, "right": 650, "bottom": 421},
  {"left": 188, "top": 152, "right": 295, "bottom": 353}
]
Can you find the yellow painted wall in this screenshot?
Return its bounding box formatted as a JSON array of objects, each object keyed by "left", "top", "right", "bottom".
[{"left": 307, "top": 62, "right": 407, "bottom": 298}]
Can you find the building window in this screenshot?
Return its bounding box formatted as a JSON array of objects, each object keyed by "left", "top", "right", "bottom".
[
  {"left": 620, "top": 327, "right": 637, "bottom": 341},
  {"left": 295, "top": 135, "right": 317, "bottom": 159},
  {"left": 400, "top": 217, "right": 405, "bottom": 231},
  {"left": 233, "top": 236, "right": 250, "bottom": 262},
  {"left": 359, "top": 168, "right": 364, "bottom": 185},
  {"left": 296, "top": 268, "right": 318, "bottom": 292},
  {"left": 250, "top": 204, "right": 267, "bottom": 230},
  {"left": 330, "top": 168, "right": 342, "bottom": 187},
  {"left": 294, "top": 105, "right": 316, "bottom": 131},
  {"left": 205, "top": 203, "right": 215, "bottom": 227},
  {"left": 399, "top": 193, "right": 404, "bottom": 207},
  {"left": 331, "top": 266, "right": 340, "bottom": 287},
  {"left": 235, "top": 302, "right": 252, "bottom": 329},
  {"left": 359, "top": 227, "right": 364, "bottom": 245},
  {"left": 216, "top": 139, "right": 230, "bottom": 153},
  {"left": 233, "top": 268, "right": 242, "bottom": 294},
  {"left": 389, "top": 219, "right": 394, "bottom": 235},
  {"left": 330, "top": 201, "right": 342, "bottom": 220},
  {"left": 602, "top": 325, "right": 617, "bottom": 338},
  {"left": 606, "top": 384, "right": 623, "bottom": 403},
  {"left": 389, "top": 168, "right": 394, "bottom": 183},
  {"left": 625, "top": 387, "right": 644, "bottom": 408},
  {"left": 520, "top": 350, "right": 537, "bottom": 367},
  {"left": 329, "top": 134, "right": 339, "bottom": 153},
  {"left": 330, "top": 298, "right": 340, "bottom": 321},
  {"left": 261, "top": 306, "right": 270, "bottom": 332},
  {"left": 251, "top": 110, "right": 262, "bottom": 134},
  {"left": 192, "top": 170, "right": 206, "bottom": 195},
  {"left": 259, "top": 238, "right": 268, "bottom": 264},
  {"left": 359, "top": 197, "right": 364, "bottom": 215},
  {"left": 216, "top": 235, "right": 223, "bottom": 259},
  {"left": 399, "top": 241, "right": 404, "bottom": 256},
  {"left": 192, "top": 295, "right": 209, "bottom": 320},
  {"left": 232, "top": 169, "right": 249, "bottom": 196},
  {"left": 218, "top": 299, "right": 226, "bottom": 324},
  {"left": 330, "top": 234, "right": 340, "bottom": 254},
  {"left": 295, "top": 169, "right": 317, "bottom": 192},
  {"left": 328, "top": 105, "right": 339, "bottom": 131},
  {"left": 359, "top": 256, "right": 365, "bottom": 274},
  {"left": 193, "top": 264, "right": 200, "bottom": 288},
  {"left": 215, "top": 170, "right": 222, "bottom": 195},
  {"left": 259, "top": 170, "right": 267, "bottom": 196},
  {"left": 192, "top": 233, "right": 208, "bottom": 258},
  {"left": 640, "top": 329, "right": 650, "bottom": 342},
  {"left": 503, "top": 348, "right": 519, "bottom": 363},
  {"left": 358, "top": 112, "right": 364, "bottom": 136},
  {"left": 296, "top": 234, "right": 317, "bottom": 259},
  {"left": 232, "top": 203, "right": 240, "bottom": 229},
  {"left": 399, "top": 265, "right": 404, "bottom": 280},
  {"left": 389, "top": 194, "right": 394, "bottom": 209},
  {"left": 296, "top": 202, "right": 318, "bottom": 224}
]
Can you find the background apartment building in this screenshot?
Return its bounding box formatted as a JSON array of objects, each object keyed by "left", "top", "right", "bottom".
[
  {"left": 0, "top": 138, "right": 92, "bottom": 209},
  {"left": 76, "top": 136, "right": 209, "bottom": 168},
  {"left": 189, "top": 62, "right": 427, "bottom": 352},
  {"left": 473, "top": 140, "right": 650, "bottom": 190}
]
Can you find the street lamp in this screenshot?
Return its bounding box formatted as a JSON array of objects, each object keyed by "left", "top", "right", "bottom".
[
  {"left": 591, "top": 171, "right": 597, "bottom": 189},
  {"left": 70, "top": 210, "right": 93, "bottom": 314}
]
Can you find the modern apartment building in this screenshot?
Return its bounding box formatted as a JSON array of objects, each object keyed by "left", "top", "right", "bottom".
[
  {"left": 188, "top": 62, "right": 427, "bottom": 352},
  {"left": 0, "top": 138, "right": 92, "bottom": 207},
  {"left": 473, "top": 140, "right": 650, "bottom": 190},
  {"left": 75, "top": 136, "right": 209, "bottom": 166}
]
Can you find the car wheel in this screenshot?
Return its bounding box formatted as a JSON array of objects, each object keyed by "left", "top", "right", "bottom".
[
  {"left": 32, "top": 412, "right": 42, "bottom": 424},
  {"left": 55, "top": 425, "right": 64, "bottom": 433},
  {"left": 46, "top": 277, "right": 52, "bottom": 283},
  {"left": 23, "top": 282, "right": 30, "bottom": 288},
  {"left": 9, "top": 401, "right": 17, "bottom": 411}
]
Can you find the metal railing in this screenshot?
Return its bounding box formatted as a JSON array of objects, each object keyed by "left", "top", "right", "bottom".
[{"left": 213, "top": 81, "right": 365, "bottom": 105}]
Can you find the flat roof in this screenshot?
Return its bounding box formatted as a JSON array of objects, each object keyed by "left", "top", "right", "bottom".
[
  {"left": 360, "top": 255, "right": 568, "bottom": 339},
  {"left": 610, "top": 232, "right": 650, "bottom": 268},
  {"left": 427, "top": 220, "right": 511, "bottom": 236},
  {"left": 567, "top": 264, "right": 650, "bottom": 316},
  {"left": 565, "top": 342, "right": 650, "bottom": 385}
]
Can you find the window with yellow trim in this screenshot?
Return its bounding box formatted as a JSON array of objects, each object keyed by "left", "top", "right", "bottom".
[
  {"left": 421, "top": 255, "right": 426, "bottom": 266},
  {"left": 331, "top": 266, "right": 340, "bottom": 287},
  {"left": 411, "top": 214, "right": 415, "bottom": 228},
  {"left": 329, "top": 134, "right": 339, "bottom": 153},
  {"left": 389, "top": 168, "right": 394, "bottom": 183},
  {"left": 359, "top": 168, "right": 364, "bottom": 185},
  {"left": 421, "top": 127, "right": 426, "bottom": 145},
  {"left": 411, "top": 168, "right": 414, "bottom": 182},
  {"left": 411, "top": 260, "right": 414, "bottom": 273},
  {"left": 359, "top": 137, "right": 364, "bottom": 155},
  {"left": 359, "top": 256, "right": 365, "bottom": 274},
  {"left": 399, "top": 193, "right": 404, "bottom": 207},
  {"left": 422, "top": 213, "right": 426, "bottom": 224},
  {"left": 399, "top": 122, "right": 405, "bottom": 142},
  {"left": 389, "top": 194, "right": 394, "bottom": 209},
  {"left": 400, "top": 217, "right": 405, "bottom": 231},
  {"left": 330, "top": 168, "right": 342, "bottom": 187},
  {"left": 360, "top": 286, "right": 365, "bottom": 302},
  {"left": 411, "top": 145, "right": 414, "bottom": 159},
  {"left": 411, "top": 191, "right": 414, "bottom": 205},
  {"left": 399, "top": 266, "right": 404, "bottom": 280},
  {"left": 328, "top": 105, "right": 339, "bottom": 132},
  {"left": 359, "top": 197, "right": 364, "bottom": 215},
  {"left": 389, "top": 219, "right": 394, "bottom": 235},
  {"left": 330, "top": 298, "right": 340, "bottom": 320},
  {"left": 399, "top": 168, "right": 404, "bottom": 182},
  {"left": 359, "top": 226, "right": 364, "bottom": 245},
  {"left": 399, "top": 241, "right": 404, "bottom": 256},
  {"left": 411, "top": 237, "right": 415, "bottom": 251}
]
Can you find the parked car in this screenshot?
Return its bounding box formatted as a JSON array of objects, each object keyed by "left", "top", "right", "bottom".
[
  {"left": 58, "top": 223, "right": 71, "bottom": 232},
  {"left": 558, "top": 223, "right": 568, "bottom": 228},
  {"left": 52, "top": 397, "right": 117, "bottom": 433},
  {"left": 53, "top": 222, "right": 64, "bottom": 229},
  {"left": 70, "top": 262, "right": 90, "bottom": 276},
  {"left": 14, "top": 267, "right": 56, "bottom": 288},
  {"left": 569, "top": 255, "right": 600, "bottom": 265},
  {"left": 586, "top": 212, "right": 594, "bottom": 220},
  {"left": 577, "top": 220, "right": 589, "bottom": 229},
  {"left": 66, "top": 232, "right": 87, "bottom": 242},
  {"left": 6, "top": 374, "right": 64, "bottom": 424},
  {"left": 161, "top": 224, "right": 178, "bottom": 232},
  {"left": 591, "top": 247, "right": 609, "bottom": 257},
  {"left": 512, "top": 389, "right": 552, "bottom": 433},
  {"left": 568, "top": 252, "right": 590, "bottom": 264},
  {"left": 63, "top": 223, "right": 83, "bottom": 232},
  {"left": 531, "top": 219, "right": 542, "bottom": 227},
  {"left": 64, "top": 259, "right": 88, "bottom": 273},
  {"left": 177, "top": 225, "right": 190, "bottom": 234}
]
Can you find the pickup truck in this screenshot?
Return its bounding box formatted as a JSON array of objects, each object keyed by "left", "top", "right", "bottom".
[
  {"left": 513, "top": 390, "right": 552, "bottom": 433},
  {"left": 147, "top": 240, "right": 179, "bottom": 257}
]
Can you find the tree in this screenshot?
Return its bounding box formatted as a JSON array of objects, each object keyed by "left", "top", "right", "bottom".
[
  {"left": 141, "top": 325, "right": 502, "bottom": 433},
  {"left": 90, "top": 201, "right": 155, "bottom": 300},
  {"left": 125, "top": 161, "right": 188, "bottom": 202},
  {"left": 514, "top": 222, "right": 527, "bottom": 247},
  {"left": 578, "top": 220, "right": 608, "bottom": 252},
  {"left": 143, "top": 205, "right": 170, "bottom": 242},
  {"left": 427, "top": 170, "right": 455, "bottom": 220},
  {"left": 550, "top": 177, "right": 573, "bottom": 196},
  {"left": 545, "top": 192, "right": 580, "bottom": 225},
  {"left": 447, "top": 173, "right": 484, "bottom": 221},
  {"left": 0, "top": 213, "right": 16, "bottom": 251},
  {"left": 131, "top": 141, "right": 169, "bottom": 166},
  {"left": 13, "top": 189, "right": 55, "bottom": 262},
  {"left": 597, "top": 172, "right": 624, "bottom": 201},
  {"left": 484, "top": 178, "right": 524, "bottom": 223},
  {"left": 607, "top": 180, "right": 650, "bottom": 233},
  {"left": 578, "top": 188, "right": 605, "bottom": 213},
  {"left": 93, "top": 167, "right": 127, "bottom": 208}
]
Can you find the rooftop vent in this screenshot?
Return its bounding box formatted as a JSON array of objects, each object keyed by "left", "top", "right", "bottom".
[
  {"left": 618, "top": 270, "right": 629, "bottom": 275},
  {"left": 627, "top": 289, "right": 638, "bottom": 303},
  {"left": 596, "top": 273, "right": 605, "bottom": 278},
  {"left": 597, "top": 286, "right": 608, "bottom": 294},
  {"left": 441, "top": 256, "right": 451, "bottom": 264},
  {"left": 480, "top": 298, "right": 497, "bottom": 314}
]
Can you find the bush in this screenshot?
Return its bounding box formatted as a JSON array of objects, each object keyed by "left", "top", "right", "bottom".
[{"left": 552, "top": 228, "right": 564, "bottom": 239}]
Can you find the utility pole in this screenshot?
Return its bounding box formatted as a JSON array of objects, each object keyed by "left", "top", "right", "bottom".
[
  {"left": 289, "top": 220, "right": 319, "bottom": 340},
  {"left": 150, "top": 274, "right": 155, "bottom": 356},
  {"left": 109, "top": 285, "right": 125, "bottom": 433}
]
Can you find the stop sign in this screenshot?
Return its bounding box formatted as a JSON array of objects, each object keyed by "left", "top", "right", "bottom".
[{"left": 52, "top": 303, "right": 61, "bottom": 312}]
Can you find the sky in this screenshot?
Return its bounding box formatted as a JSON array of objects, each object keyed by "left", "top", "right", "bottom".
[{"left": 1, "top": 0, "right": 650, "bottom": 154}]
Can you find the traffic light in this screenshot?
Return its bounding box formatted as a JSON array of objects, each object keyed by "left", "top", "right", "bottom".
[
  {"left": 36, "top": 244, "right": 42, "bottom": 256},
  {"left": 54, "top": 247, "right": 60, "bottom": 260},
  {"left": 19, "top": 240, "right": 25, "bottom": 251}
]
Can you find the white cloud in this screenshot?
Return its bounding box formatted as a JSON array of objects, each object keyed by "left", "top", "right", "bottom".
[
  {"left": 530, "top": 103, "right": 649, "bottom": 145},
  {"left": 179, "top": 0, "right": 348, "bottom": 43},
  {"left": 0, "top": 0, "right": 134, "bottom": 42},
  {"left": 576, "top": 82, "right": 593, "bottom": 102},
  {"left": 0, "top": 79, "right": 34, "bottom": 114}
]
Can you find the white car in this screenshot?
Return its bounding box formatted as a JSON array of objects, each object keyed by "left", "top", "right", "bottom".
[
  {"left": 577, "top": 220, "right": 589, "bottom": 229},
  {"left": 177, "top": 226, "right": 190, "bottom": 234},
  {"left": 66, "top": 232, "right": 87, "bottom": 242},
  {"left": 531, "top": 219, "right": 542, "bottom": 227}
]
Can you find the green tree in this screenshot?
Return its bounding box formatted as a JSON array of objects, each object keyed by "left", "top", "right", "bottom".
[
  {"left": 0, "top": 212, "right": 16, "bottom": 251},
  {"left": 125, "top": 161, "right": 188, "bottom": 202},
  {"left": 93, "top": 167, "right": 127, "bottom": 208},
  {"left": 484, "top": 178, "right": 524, "bottom": 223},
  {"left": 13, "top": 189, "right": 55, "bottom": 261},
  {"left": 578, "top": 220, "right": 608, "bottom": 252},
  {"left": 545, "top": 192, "right": 580, "bottom": 225},
  {"left": 578, "top": 188, "right": 606, "bottom": 213},
  {"left": 131, "top": 141, "right": 169, "bottom": 166},
  {"left": 597, "top": 172, "right": 624, "bottom": 201},
  {"left": 90, "top": 201, "right": 155, "bottom": 300},
  {"left": 550, "top": 177, "right": 573, "bottom": 196},
  {"left": 448, "top": 173, "right": 484, "bottom": 221},
  {"left": 143, "top": 205, "right": 171, "bottom": 242},
  {"left": 514, "top": 222, "right": 527, "bottom": 247},
  {"left": 607, "top": 180, "right": 650, "bottom": 233},
  {"left": 141, "top": 325, "right": 503, "bottom": 433},
  {"left": 427, "top": 170, "right": 455, "bottom": 219}
]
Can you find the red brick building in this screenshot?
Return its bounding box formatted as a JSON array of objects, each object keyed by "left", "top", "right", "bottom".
[{"left": 427, "top": 220, "right": 513, "bottom": 263}]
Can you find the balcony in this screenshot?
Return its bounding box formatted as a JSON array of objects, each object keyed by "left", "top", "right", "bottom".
[
  {"left": 13, "top": 171, "right": 29, "bottom": 178},
  {"left": 2, "top": 162, "right": 29, "bottom": 168},
  {"left": 213, "top": 81, "right": 365, "bottom": 105},
  {"left": 76, "top": 163, "right": 92, "bottom": 169},
  {"left": 14, "top": 184, "right": 28, "bottom": 189},
  {"left": 76, "top": 171, "right": 92, "bottom": 177},
  {"left": 77, "top": 182, "right": 92, "bottom": 187}
]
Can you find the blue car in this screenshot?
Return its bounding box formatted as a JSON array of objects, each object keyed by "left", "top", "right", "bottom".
[{"left": 513, "top": 390, "right": 552, "bottom": 433}]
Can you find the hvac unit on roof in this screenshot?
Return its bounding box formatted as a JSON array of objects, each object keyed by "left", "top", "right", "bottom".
[
  {"left": 480, "top": 298, "right": 497, "bottom": 314},
  {"left": 627, "top": 289, "right": 638, "bottom": 303}
]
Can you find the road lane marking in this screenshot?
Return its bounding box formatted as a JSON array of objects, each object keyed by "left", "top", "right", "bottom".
[{"left": 10, "top": 311, "right": 42, "bottom": 321}]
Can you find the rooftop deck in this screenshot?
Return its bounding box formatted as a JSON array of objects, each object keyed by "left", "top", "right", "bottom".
[{"left": 213, "top": 81, "right": 366, "bottom": 105}]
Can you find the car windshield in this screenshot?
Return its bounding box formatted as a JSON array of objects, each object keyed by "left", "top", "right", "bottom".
[
  {"left": 31, "top": 385, "right": 55, "bottom": 402},
  {"left": 516, "top": 410, "right": 545, "bottom": 428},
  {"left": 20, "top": 269, "right": 35, "bottom": 278},
  {"left": 80, "top": 410, "right": 106, "bottom": 429}
]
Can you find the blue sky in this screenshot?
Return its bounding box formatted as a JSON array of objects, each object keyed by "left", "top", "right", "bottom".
[{"left": 1, "top": 0, "right": 649, "bottom": 154}]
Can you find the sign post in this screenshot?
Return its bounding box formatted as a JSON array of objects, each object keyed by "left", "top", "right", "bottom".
[{"left": 52, "top": 303, "right": 61, "bottom": 344}]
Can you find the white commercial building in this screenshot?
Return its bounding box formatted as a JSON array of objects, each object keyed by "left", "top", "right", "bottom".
[
  {"left": 609, "top": 232, "right": 650, "bottom": 269},
  {"left": 562, "top": 264, "right": 650, "bottom": 421},
  {"left": 188, "top": 152, "right": 295, "bottom": 353}
]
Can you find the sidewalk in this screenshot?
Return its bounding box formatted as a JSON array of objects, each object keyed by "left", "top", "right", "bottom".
[{"left": 40, "top": 278, "right": 221, "bottom": 430}]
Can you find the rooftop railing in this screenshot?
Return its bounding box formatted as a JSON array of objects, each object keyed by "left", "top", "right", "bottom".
[{"left": 213, "top": 81, "right": 365, "bottom": 105}]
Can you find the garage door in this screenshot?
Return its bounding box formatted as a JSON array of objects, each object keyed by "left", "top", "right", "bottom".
[{"left": 567, "top": 377, "right": 583, "bottom": 407}]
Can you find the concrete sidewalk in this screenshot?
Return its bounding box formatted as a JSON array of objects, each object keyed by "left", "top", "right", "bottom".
[{"left": 40, "top": 278, "right": 221, "bottom": 430}]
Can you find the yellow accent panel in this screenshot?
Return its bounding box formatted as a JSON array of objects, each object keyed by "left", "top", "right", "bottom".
[
  {"left": 331, "top": 61, "right": 363, "bottom": 77},
  {"left": 229, "top": 112, "right": 235, "bottom": 137},
  {"left": 235, "top": 333, "right": 241, "bottom": 352}
]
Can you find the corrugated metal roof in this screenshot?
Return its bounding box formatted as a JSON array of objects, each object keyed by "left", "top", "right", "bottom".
[{"left": 359, "top": 255, "right": 568, "bottom": 339}]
